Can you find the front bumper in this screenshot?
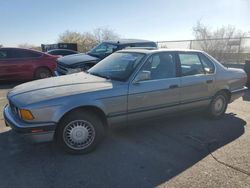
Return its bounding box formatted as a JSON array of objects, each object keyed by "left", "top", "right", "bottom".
[
  {"left": 3, "top": 105, "right": 56, "bottom": 142},
  {"left": 230, "top": 86, "right": 248, "bottom": 102}
]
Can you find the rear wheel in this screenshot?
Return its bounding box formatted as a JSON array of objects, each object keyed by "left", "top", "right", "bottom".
[
  {"left": 208, "top": 91, "right": 228, "bottom": 119},
  {"left": 56, "top": 110, "right": 105, "bottom": 154},
  {"left": 34, "top": 67, "right": 52, "bottom": 79}
]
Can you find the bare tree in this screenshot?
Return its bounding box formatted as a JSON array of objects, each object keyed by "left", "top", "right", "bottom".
[
  {"left": 192, "top": 21, "right": 248, "bottom": 63},
  {"left": 58, "top": 31, "right": 83, "bottom": 44},
  {"left": 93, "top": 27, "right": 120, "bottom": 43},
  {"left": 18, "top": 43, "right": 41, "bottom": 51},
  {"left": 58, "top": 27, "right": 120, "bottom": 52},
  {"left": 81, "top": 32, "right": 98, "bottom": 52}
]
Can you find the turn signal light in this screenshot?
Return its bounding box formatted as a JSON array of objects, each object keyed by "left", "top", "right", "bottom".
[{"left": 20, "top": 109, "right": 34, "bottom": 120}]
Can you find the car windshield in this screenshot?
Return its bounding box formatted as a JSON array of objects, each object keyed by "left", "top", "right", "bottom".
[
  {"left": 88, "top": 52, "right": 145, "bottom": 81},
  {"left": 88, "top": 42, "right": 118, "bottom": 57}
]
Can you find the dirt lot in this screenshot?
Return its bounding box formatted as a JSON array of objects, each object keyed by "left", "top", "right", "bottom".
[{"left": 0, "top": 83, "right": 249, "bottom": 188}]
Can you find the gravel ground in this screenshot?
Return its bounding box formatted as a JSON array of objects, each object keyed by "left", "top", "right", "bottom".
[{"left": 0, "top": 83, "right": 249, "bottom": 188}]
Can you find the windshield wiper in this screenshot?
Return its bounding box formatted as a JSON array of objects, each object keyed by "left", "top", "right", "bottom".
[{"left": 89, "top": 72, "right": 111, "bottom": 80}]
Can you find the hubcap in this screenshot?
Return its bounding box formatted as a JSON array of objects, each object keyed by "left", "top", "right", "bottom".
[
  {"left": 213, "top": 96, "right": 226, "bottom": 115},
  {"left": 63, "top": 120, "right": 95, "bottom": 150},
  {"left": 40, "top": 72, "right": 49, "bottom": 78}
]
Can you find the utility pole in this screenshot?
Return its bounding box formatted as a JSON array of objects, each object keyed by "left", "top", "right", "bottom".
[{"left": 189, "top": 40, "right": 193, "bottom": 49}]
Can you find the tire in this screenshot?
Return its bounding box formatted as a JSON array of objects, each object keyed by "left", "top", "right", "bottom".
[
  {"left": 56, "top": 110, "right": 105, "bottom": 154},
  {"left": 208, "top": 91, "right": 228, "bottom": 119},
  {"left": 34, "top": 67, "right": 52, "bottom": 79}
]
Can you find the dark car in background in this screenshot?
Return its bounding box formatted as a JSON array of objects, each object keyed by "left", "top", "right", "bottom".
[
  {"left": 244, "top": 59, "right": 250, "bottom": 86},
  {"left": 47, "top": 49, "right": 78, "bottom": 56},
  {"left": 55, "top": 39, "right": 157, "bottom": 75},
  {"left": 0, "top": 48, "right": 59, "bottom": 81}
]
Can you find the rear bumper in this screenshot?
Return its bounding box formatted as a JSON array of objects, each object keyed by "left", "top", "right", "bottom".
[
  {"left": 230, "top": 86, "right": 248, "bottom": 102},
  {"left": 3, "top": 105, "right": 56, "bottom": 142}
]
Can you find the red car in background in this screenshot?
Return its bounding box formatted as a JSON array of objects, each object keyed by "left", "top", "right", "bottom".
[{"left": 0, "top": 48, "right": 59, "bottom": 81}]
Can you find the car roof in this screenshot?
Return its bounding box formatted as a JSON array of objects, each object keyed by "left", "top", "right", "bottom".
[
  {"left": 104, "top": 39, "right": 156, "bottom": 45},
  {"left": 118, "top": 48, "right": 204, "bottom": 54},
  {"left": 47, "top": 49, "right": 77, "bottom": 52}
]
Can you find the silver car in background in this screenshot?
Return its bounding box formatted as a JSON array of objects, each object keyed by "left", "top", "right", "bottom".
[{"left": 4, "top": 49, "right": 248, "bottom": 154}]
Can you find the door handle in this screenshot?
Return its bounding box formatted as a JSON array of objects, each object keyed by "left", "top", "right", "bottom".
[
  {"left": 206, "top": 80, "right": 213, "bottom": 84},
  {"left": 169, "top": 84, "right": 179, "bottom": 89}
]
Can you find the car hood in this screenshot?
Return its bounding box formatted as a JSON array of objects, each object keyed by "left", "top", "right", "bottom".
[
  {"left": 57, "top": 53, "right": 100, "bottom": 65},
  {"left": 8, "top": 72, "right": 113, "bottom": 106}
]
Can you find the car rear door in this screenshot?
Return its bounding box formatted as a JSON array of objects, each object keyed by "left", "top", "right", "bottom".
[
  {"left": 128, "top": 52, "right": 180, "bottom": 122},
  {"left": 178, "top": 52, "right": 215, "bottom": 110}
]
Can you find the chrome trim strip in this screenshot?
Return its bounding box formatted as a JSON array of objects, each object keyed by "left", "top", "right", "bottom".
[
  {"left": 108, "top": 97, "right": 211, "bottom": 118},
  {"left": 231, "top": 86, "right": 248, "bottom": 94}
]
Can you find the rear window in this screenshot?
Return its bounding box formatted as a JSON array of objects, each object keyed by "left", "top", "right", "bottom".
[{"left": 179, "top": 53, "right": 205, "bottom": 76}]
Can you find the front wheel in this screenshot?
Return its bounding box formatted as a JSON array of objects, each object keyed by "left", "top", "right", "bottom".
[
  {"left": 34, "top": 67, "right": 52, "bottom": 79},
  {"left": 208, "top": 91, "right": 228, "bottom": 119},
  {"left": 56, "top": 110, "right": 105, "bottom": 154}
]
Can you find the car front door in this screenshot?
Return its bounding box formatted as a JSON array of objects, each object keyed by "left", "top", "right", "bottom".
[
  {"left": 178, "top": 52, "right": 215, "bottom": 110},
  {"left": 128, "top": 52, "right": 180, "bottom": 122},
  {"left": 10, "top": 49, "right": 42, "bottom": 80},
  {"left": 0, "top": 49, "right": 22, "bottom": 80}
]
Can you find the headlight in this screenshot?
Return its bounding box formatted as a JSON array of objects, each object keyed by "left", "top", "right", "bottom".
[{"left": 19, "top": 109, "right": 34, "bottom": 120}]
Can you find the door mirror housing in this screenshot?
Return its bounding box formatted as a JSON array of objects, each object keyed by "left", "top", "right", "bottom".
[
  {"left": 134, "top": 71, "right": 151, "bottom": 83},
  {"left": 204, "top": 67, "right": 213, "bottom": 74}
]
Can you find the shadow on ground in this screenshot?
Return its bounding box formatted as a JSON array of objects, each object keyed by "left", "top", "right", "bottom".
[
  {"left": 0, "top": 81, "right": 24, "bottom": 89},
  {"left": 0, "top": 113, "right": 246, "bottom": 188}
]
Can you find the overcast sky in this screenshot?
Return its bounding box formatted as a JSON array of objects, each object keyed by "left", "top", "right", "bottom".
[{"left": 0, "top": 0, "right": 249, "bottom": 46}]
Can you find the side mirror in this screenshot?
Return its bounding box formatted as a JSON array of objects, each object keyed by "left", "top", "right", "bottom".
[
  {"left": 134, "top": 71, "right": 151, "bottom": 83},
  {"left": 204, "top": 67, "right": 213, "bottom": 74}
]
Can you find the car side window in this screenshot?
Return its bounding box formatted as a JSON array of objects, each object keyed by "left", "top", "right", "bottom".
[
  {"left": 199, "top": 53, "right": 215, "bottom": 74},
  {"left": 49, "top": 50, "right": 66, "bottom": 55},
  {"left": 179, "top": 53, "right": 205, "bottom": 76},
  {"left": 0, "top": 50, "right": 8, "bottom": 59},
  {"left": 10, "top": 49, "right": 42, "bottom": 59},
  {"left": 64, "top": 51, "right": 73, "bottom": 55},
  {"left": 134, "top": 43, "right": 157, "bottom": 47},
  {"left": 92, "top": 43, "right": 118, "bottom": 54},
  {"left": 140, "top": 52, "right": 176, "bottom": 80}
]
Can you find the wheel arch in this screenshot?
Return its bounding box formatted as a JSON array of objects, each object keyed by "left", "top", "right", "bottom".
[
  {"left": 33, "top": 66, "right": 53, "bottom": 78},
  {"left": 56, "top": 105, "right": 108, "bottom": 132},
  {"left": 216, "top": 89, "right": 231, "bottom": 102}
]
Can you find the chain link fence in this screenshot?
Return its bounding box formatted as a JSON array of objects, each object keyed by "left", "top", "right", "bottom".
[{"left": 157, "top": 37, "right": 250, "bottom": 64}]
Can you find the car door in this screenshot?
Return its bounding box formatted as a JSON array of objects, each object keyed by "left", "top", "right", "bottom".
[
  {"left": 0, "top": 49, "right": 12, "bottom": 80},
  {"left": 128, "top": 52, "right": 180, "bottom": 122},
  {"left": 0, "top": 49, "right": 26, "bottom": 80},
  {"left": 178, "top": 52, "right": 215, "bottom": 110},
  {"left": 10, "top": 49, "right": 42, "bottom": 80}
]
